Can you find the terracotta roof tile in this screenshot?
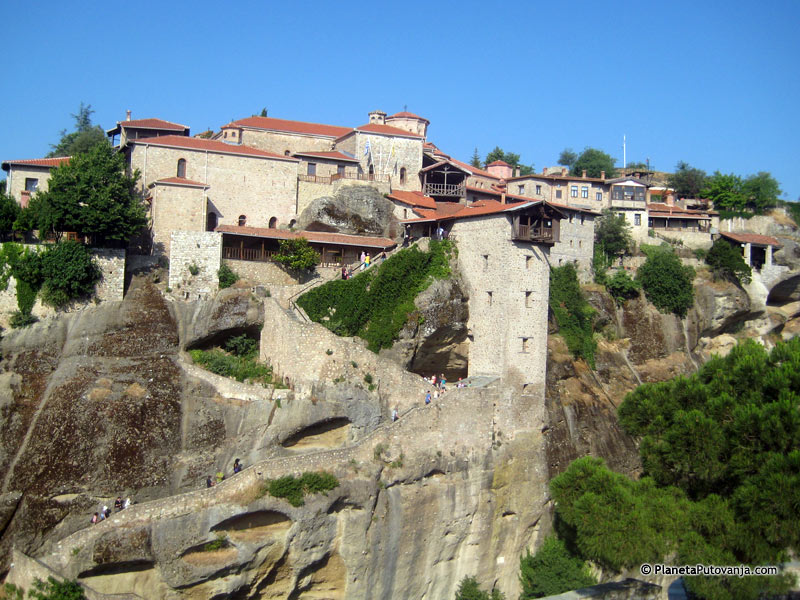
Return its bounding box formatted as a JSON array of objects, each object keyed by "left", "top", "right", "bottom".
[
  {"left": 224, "top": 116, "right": 351, "bottom": 138},
  {"left": 388, "top": 111, "right": 429, "bottom": 122},
  {"left": 486, "top": 160, "right": 510, "bottom": 167},
  {"left": 120, "top": 118, "right": 188, "bottom": 131},
  {"left": 387, "top": 190, "right": 437, "bottom": 209},
  {"left": 353, "top": 123, "right": 423, "bottom": 138},
  {"left": 150, "top": 177, "right": 208, "bottom": 188},
  {"left": 2, "top": 156, "right": 71, "bottom": 169},
  {"left": 292, "top": 151, "right": 360, "bottom": 163},
  {"left": 215, "top": 225, "right": 397, "bottom": 249},
  {"left": 647, "top": 203, "right": 717, "bottom": 217},
  {"left": 449, "top": 157, "right": 499, "bottom": 180},
  {"left": 130, "top": 135, "right": 297, "bottom": 161},
  {"left": 720, "top": 231, "right": 782, "bottom": 247}
]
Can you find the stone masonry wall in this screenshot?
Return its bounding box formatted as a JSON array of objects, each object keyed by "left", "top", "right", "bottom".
[
  {"left": 450, "top": 215, "right": 550, "bottom": 393},
  {"left": 222, "top": 258, "right": 305, "bottom": 286},
  {"left": 240, "top": 129, "right": 336, "bottom": 156},
  {"left": 5, "top": 165, "right": 55, "bottom": 203},
  {"left": 169, "top": 231, "right": 221, "bottom": 298},
  {"left": 347, "top": 132, "right": 423, "bottom": 192},
  {"left": 550, "top": 211, "right": 596, "bottom": 282},
  {"left": 150, "top": 183, "right": 206, "bottom": 256},
  {"left": 129, "top": 143, "right": 299, "bottom": 231}
]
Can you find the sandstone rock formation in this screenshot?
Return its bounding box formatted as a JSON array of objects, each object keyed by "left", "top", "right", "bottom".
[{"left": 296, "top": 185, "right": 397, "bottom": 237}]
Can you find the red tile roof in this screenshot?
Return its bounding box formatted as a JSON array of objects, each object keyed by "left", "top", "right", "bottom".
[
  {"left": 647, "top": 203, "right": 717, "bottom": 217},
  {"left": 129, "top": 135, "right": 297, "bottom": 160},
  {"left": 216, "top": 225, "right": 396, "bottom": 249},
  {"left": 151, "top": 177, "right": 208, "bottom": 188},
  {"left": 486, "top": 160, "right": 510, "bottom": 167},
  {"left": 292, "top": 151, "right": 360, "bottom": 163},
  {"left": 402, "top": 199, "right": 538, "bottom": 223},
  {"left": 720, "top": 231, "right": 782, "bottom": 247},
  {"left": 388, "top": 111, "right": 429, "bottom": 122},
  {"left": 387, "top": 190, "right": 437, "bottom": 209},
  {"left": 224, "top": 116, "right": 351, "bottom": 138},
  {"left": 449, "top": 157, "right": 500, "bottom": 180},
  {"left": 353, "top": 123, "right": 423, "bottom": 138},
  {"left": 120, "top": 118, "right": 188, "bottom": 131},
  {"left": 2, "top": 156, "right": 71, "bottom": 169}
]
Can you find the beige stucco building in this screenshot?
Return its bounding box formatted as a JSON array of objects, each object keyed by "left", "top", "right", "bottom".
[{"left": 1, "top": 157, "right": 71, "bottom": 206}]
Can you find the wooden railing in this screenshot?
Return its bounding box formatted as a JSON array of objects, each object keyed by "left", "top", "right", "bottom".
[
  {"left": 223, "top": 247, "right": 277, "bottom": 262},
  {"left": 423, "top": 182, "right": 466, "bottom": 197},
  {"left": 513, "top": 224, "right": 554, "bottom": 243}
]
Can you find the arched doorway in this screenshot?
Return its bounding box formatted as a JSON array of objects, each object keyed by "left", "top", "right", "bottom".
[
  {"left": 206, "top": 212, "right": 217, "bottom": 231},
  {"left": 269, "top": 217, "right": 277, "bottom": 229}
]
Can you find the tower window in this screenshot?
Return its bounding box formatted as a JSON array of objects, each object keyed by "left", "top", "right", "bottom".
[
  {"left": 238, "top": 215, "right": 247, "bottom": 226},
  {"left": 177, "top": 158, "right": 186, "bottom": 178},
  {"left": 400, "top": 167, "right": 407, "bottom": 184}
]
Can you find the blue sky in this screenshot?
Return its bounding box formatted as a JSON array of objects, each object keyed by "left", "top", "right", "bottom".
[{"left": 3, "top": 0, "right": 799, "bottom": 200}]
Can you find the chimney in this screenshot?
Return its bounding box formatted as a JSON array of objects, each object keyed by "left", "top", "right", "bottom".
[
  {"left": 514, "top": 166, "right": 520, "bottom": 177},
  {"left": 561, "top": 167, "right": 567, "bottom": 176},
  {"left": 542, "top": 167, "right": 548, "bottom": 175},
  {"left": 368, "top": 110, "right": 386, "bottom": 125},
  {"left": 582, "top": 170, "right": 587, "bottom": 178},
  {"left": 126, "top": 110, "right": 131, "bottom": 121},
  {"left": 600, "top": 170, "right": 606, "bottom": 179}
]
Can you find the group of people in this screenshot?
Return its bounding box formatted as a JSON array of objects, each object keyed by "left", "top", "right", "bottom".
[
  {"left": 90, "top": 496, "right": 130, "bottom": 524},
  {"left": 206, "top": 458, "right": 244, "bottom": 488},
  {"left": 423, "top": 374, "right": 468, "bottom": 405}
]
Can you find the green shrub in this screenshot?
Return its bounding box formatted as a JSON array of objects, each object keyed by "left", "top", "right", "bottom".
[
  {"left": 188, "top": 262, "right": 200, "bottom": 276},
  {"left": 636, "top": 248, "right": 695, "bottom": 317},
  {"left": 189, "top": 348, "right": 274, "bottom": 384},
  {"left": 10, "top": 311, "right": 37, "bottom": 328},
  {"left": 273, "top": 237, "right": 320, "bottom": 271},
  {"left": 549, "top": 263, "right": 596, "bottom": 367},
  {"left": 592, "top": 246, "right": 610, "bottom": 285},
  {"left": 717, "top": 209, "right": 754, "bottom": 220},
  {"left": 28, "top": 576, "right": 87, "bottom": 600},
  {"left": 595, "top": 209, "right": 632, "bottom": 259},
  {"left": 218, "top": 264, "right": 239, "bottom": 289},
  {"left": 604, "top": 270, "right": 640, "bottom": 305},
  {"left": 224, "top": 334, "right": 258, "bottom": 358},
  {"left": 202, "top": 533, "right": 228, "bottom": 552},
  {"left": 15, "top": 278, "right": 38, "bottom": 315},
  {"left": 363, "top": 373, "right": 373, "bottom": 385},
  {"left": 519, "top": 536, "right": 596, "bottom": 598},
  {"left": 693, "top": 248, "right": 708, "bottom": 261},
  {"left": 264, "top": 471, "right": 339, "bottom": 507},
  {"left": 297, "top": 240, "right": 455, "bottom": 352},
  {"left": 705, "top": 238, "right": 752, "bottom": 285},
  {"left": 454, "top": 576, "right": 505, "bottom": 600},
  {"left": 39, "top": 241, "right": 100, "bottom": 308}
]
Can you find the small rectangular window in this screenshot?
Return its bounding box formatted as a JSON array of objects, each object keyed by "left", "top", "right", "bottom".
[
  {"left": 556, "top": 190, "right": 562, "bottom": 199},
  {"left": 596, "top": 191, "right": 602, "bottom": 201},
  {"left": 571, "top": 185, "right": 578, "bottom": 198},
  {"left": 487, "top": 291, "right": 493, "bottom": 305},
  {"left": 518, "top": 185, "right": 525, "bottom": 194},
  {"left": 525, "top": 291, "right": 532, "bottom": 307},
  {"left": 535, "top": 184, "right": 542, "bottom": 195},
  {"left": 581, "top": 186, "right": 588, "bottom": 198},
  {"left": 525, "top": 255, "right": 532, "bottom": 269},
  {"left": 25, "top": 178, "right": 38, "bottom": 192},
  {"left": 521, "top": 337, "right": 530, "bottom": 353},
  {"left": 307, "top": 162, "right": 317, "bottom": 176},
  {"left": 635, "top": 214, "right": 642, "bottom": 226},
  {"left": 580, "top": 214, "right": 585, "bottom": 225}
]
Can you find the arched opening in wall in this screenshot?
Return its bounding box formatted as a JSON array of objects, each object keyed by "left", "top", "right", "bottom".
[
  {"left": 269, "top": 217, "right": 277, "bottom": 228},
  {"left": 177, "top": 158, "right": 187, "bottom": 178},
  {"left": 238, "top": 215, "right": 247, "bottom": 227},
  {"left": 288, "top": 219, "right": 296, "bottom": 229},
  {"left": 281, "top": 417, "right": 352, "bottom": 451},
  {"left": 400, "top": 167, "right": 406, "bottom": 184},
  {"left": 284, "top": 149, "right": 290, "bottom": 156},
  {"left": 409, "top": 326, "right": 469, "bottom": 382},
  {"left": 206, "top": 212, "right": 218, "bottom": 231},
  {"left": 368, "top": 164, "right": 374, "bottom": 180}
]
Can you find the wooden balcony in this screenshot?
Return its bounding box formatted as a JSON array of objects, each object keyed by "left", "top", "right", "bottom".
[
  {"left": 513, "top": 224, "right": 555, "bottom": 244},
  {"left": 223, "top": 246, "right": 277, "bottom": 262},
  {"left": 423, "top": 182, "right": 466, "bottom": 197}
]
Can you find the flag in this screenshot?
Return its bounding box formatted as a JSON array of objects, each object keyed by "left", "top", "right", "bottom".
[{"left": 364, "top": 140, "right": 371, "bottom": 157}]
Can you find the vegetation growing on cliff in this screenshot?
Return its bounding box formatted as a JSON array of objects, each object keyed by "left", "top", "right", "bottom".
[
  {"left": 262, "top": 471, "right": 339, "bottom": 507},
  {"left": 189, "top": 335, "right": 276, "bottom": 385},
  {"left": 705, "top": 238, "right": 752, "bottom": 285},
  {"left": 297, "top": 240, "right": 455, "bottom": 352},
  {"left": 454, "top": 576, "right": 505, "bottom": 600},
  {"left": 636, "top": 245, "right": 695, "bottom": 317},
  {"left": 29, "top": 576, "right": 87, "bottom": 600},
  {"left": 518, "top": 536, "right": 596, "bottom": 598},
  {"left": 551, "top": 339, "right": 800, "bottom": 600},
  {"left": 549, "top": 263, "right": 596, "bottom": 367}
]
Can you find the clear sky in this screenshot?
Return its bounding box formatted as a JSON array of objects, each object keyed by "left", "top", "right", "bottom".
[{"left": 2, "top": 0, "right": 799, "bottom": 200}]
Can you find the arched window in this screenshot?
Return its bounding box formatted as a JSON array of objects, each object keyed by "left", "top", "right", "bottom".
[
  {"left": 284, "top": 150, "right": 291, "bottom": 156},
  {"left": 177, "top": 158, "right": 186, "bottom": 178},
  {"left": 400, "top": 167, "right": 406, "bottom": 184},
  {"left": 238, "top": 215, "right": 247, "bottom": 227},
  {"left": 368, "top": 164, "right": 374, "bottom": 180},
  {"left": 269, "top": 216, "right": 277, "bottom": 229},
  {"left": 206, "top": 212, "right": 217, "bottom": 231},
  {"left": 288, "top": 219, "right": 296, "bottom": 229}
]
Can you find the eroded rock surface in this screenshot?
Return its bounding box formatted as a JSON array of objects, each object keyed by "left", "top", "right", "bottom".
[{"left": 296, "top": 185, "right": 397, "bottom": 237}]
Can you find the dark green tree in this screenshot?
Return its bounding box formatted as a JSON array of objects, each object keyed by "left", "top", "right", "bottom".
[
  {"left": 557, "top": 148, "right": 577, "bottom": 168},
  {"left": 667, "top": 161, "right": 707, "bottom": 199},
  {"left": 701, "top": 172, "right": 746, "bottom": 211},
  {"left": 519, "top": 536, "right": 596, "bottom": 598},
  {"left": 470, "top": 148, "right": 482, "bottom": 168},
  {"left": 605, "top": 269, "right": 640, "bottom": 305},
  {"left": 48, "top": 103, "right": 107, "bottom": 158},
  {"left": 742, "top": 171, "right": 781, "bottom": 212},
  {"left": 570, "top": 148, "right": 616, "bottom": 178},
  {"left": 625, "top": 161, "right": 649, "bottom": 171},
  {"left": 549, "top": 263, "right": 596, "bottom": 367},
  {"left": 454, "top": 576, "right": 505, "bottom": 600},
  {"left": 484, "top": 147, "right": 534, "bottom": 175},
  {"left": 705, "top": 238, "right": 751, "bottom": 285},
  {"left": 28, "top": 576, "right": 87, "bottom": 600},
  {"left": 273, "top": 237, "right": 320, "bottom": 271},
  {"left": 594, "top": 209, "right": 632, "bottom": 259},
  {"left": 32, "top": 143, "right": 145, "bottom": 245},
  {"left": 636, "top": 248, "right": 694, "bottom": 316},
  {"left": 0, "top": 192, "right": 20, "bottom": 234},
  {"left": 39, "top": 241, "right": 101, "bottom": 308},
  {"left": 259, "top": 108, "right": 268, "bottom": 117}
]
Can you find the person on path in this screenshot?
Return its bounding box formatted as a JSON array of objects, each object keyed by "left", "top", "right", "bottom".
[
  {"left": 365, "top": 253, "right": 371, "bottom": 268},
  {"left": 91, "top": 512, "right": 98, "bottom": 524},
  {"left": 233, "top": 458, "right": 242, "bottom": 474},
  {"left": 206, "top": 475, "right": 214, "bottom": 488},
  {"left": 431, "top": 374, "right": 437, "bottom": 388},
  {"left": 433, "top": 390, "right": 439, "bottom": 401},
  {"left": 425, "top": 391, "right": 431, "bottom": 405},
  {"left": 440, "top": 374, "right": 446, "bottom": 392},
  {"left": 114, "top": 496, "right": 123, "bottom": 511},
  {"left": 341, "top": 266, "right": 348, "bottom": 280},
  {"left": 360, "top": 251, "right": 366, "bottom": 270},
  {"left": 391, "top": 407, "right": 398, "bottom": 422}
]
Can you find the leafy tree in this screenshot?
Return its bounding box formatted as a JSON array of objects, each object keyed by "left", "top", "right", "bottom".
[
  {"left": 484, "top": 147, "right": 534, "bottom": 175},
  {"left": 594, "top": 209, "right": 632, "bottom": 259},
  {"left": 470, "top": 148, "right": 482, "bottom": 168},
  {"left": 28, "top": 576, "right": 86, "bottom": 600},
  {"left": 519, "top": 536, "right": 596, "bottom": 598},
  {"left": 259, "top": 107, "right": 268, "bottom": 117},
  {"left": 273, "top": 237, "right": 320, "bottom": 271},
  {"left": 570, "top": 148, "right": 616, "bottom": 178},
  {"left": 636, "top": 247, "right": 694, "bottom": 316},
  {"left": 454, "top": 576, "right": 504, "bottom": 600},
  {"left": 701, "top": 171, "right": 745, "bottom": 211},
  {"left": 39, "top": 241, "right": 101, "bottom": 308},
  {"left": 667, "top": 161, "right": 707, "bottom": 199},
  {"left": 557, "top": 148, "right": 577, "bottom": 168},
  {"left": 705, "top": 238, "right": 751, "bottom": 285},
  {"left": 742, "top": 171, "right": 781, "bottom": 212},
  {"left": 0, "top": 192, "right": 20, "bottom": 234},
  {"left": 48, "top": 103, "right": 107, "bottom": 158},
  {"left": 549, "top": 263, "right": 596, "bottom": 367},
  {"left": 218, "top": 264, "right": 240, "bottom": 289},
  {"left": 605, "top": 269, "right": 640, "bottom": 305},
  {"left": 625, "top": 161, "right": 649, "bottom": 171},
  {"left": 32, "top": 143, "right": 145, "bottom": 245}
]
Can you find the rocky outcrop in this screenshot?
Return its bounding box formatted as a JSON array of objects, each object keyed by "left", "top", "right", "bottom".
[{"left": 296, "top": 185, "right": 397, "bottom": 237}]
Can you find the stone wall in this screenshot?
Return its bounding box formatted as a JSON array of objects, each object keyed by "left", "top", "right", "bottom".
[
  {"left": 450, "top": 215, "right": 550, "bottom": 396},
  {"left": 169, "top": 232, "right": 221, "bottom": 298},
  {"left": 5, "top": 165, "right": 55, "bottom": 203},
  {"left": 150, "top": 183, "right": 206, "bottom": 256},
  {"left": 651, "top": 228, "right": 713, "bottom": 249},
  {"left": 346, "top": 132, "right": 423, "bottom": 192},
  {"left": 297, "top": 178, "right": 390, "bottom": 217},
  {"left": 129, "top": 143, "right": 299, "bottom": 233},
  {"left": 240, "top": 128, "right": 336, "bottom": 156},
  {"left": 550, "top": 211, "right": 596, "bottom": 282},
  {"left": 222, "top": 258, "right": 306, "bottom": 286}
]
